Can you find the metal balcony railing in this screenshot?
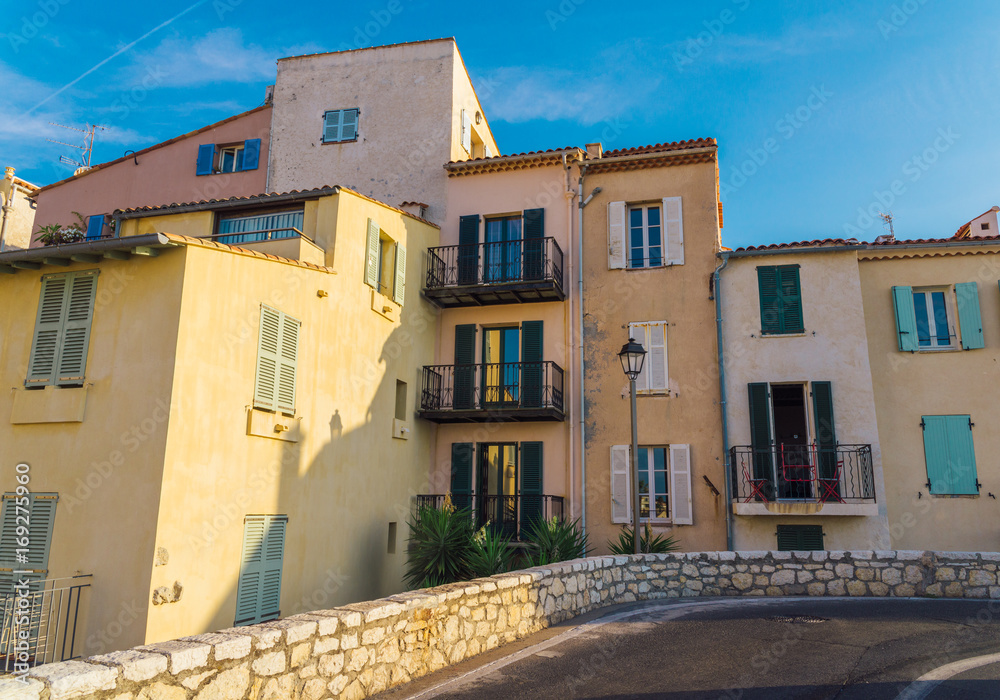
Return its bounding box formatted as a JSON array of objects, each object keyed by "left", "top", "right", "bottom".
[
  {"left": 424, "top": 238, "right": 565, "bottom": 298},
  {"left": 730, "top": 444, "right": 876, "bottom": 504},
  {"left": 0, "top": 574, "right": 92, "bottom": 673},
  {"left": 414, "top": 494, "right": 565, "bottom": 540},
  {"left": 419, "top": 362, "right": 565, "bottom": 421}
]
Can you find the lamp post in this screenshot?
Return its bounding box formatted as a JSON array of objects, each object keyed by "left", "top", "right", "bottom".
[{"left": 618, "top": 337, "right": 647, "bottom": 555}]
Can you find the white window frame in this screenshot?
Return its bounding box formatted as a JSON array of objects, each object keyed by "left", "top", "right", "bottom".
[
  {"left": 912, "top": 287, "right": 957, "bottom": 350},
  {"left": 217, "top": 145, "right": 245, "bottom": 173},
  {"left": 627, "top": 203, "right": 664, "bottom": 269},
  {"left": 628, "top": 321, "right": 668, "bottom": 395},
  {"left": 610, "top": 443, "right": 692, "bottom": 525},
  {"left": 637, "top": 445, "right": 670, "bottom": 521}
]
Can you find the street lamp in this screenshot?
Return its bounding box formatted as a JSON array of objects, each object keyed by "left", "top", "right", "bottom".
[{"left": 618, "top": 337, "right": 646, "bottom": 554}]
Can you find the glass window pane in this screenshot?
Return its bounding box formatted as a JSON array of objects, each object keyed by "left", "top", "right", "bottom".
[
  {"left": 631, "top": 227, "right": 644, "bottom": 249},
  {"left": 507, "top": 217, "right": 522, "bottom": 240},
  {"left": 653, "top": 448, "right": 666, "bottom": 471},
  {"left": 932, "top": 292, "right": 950, "bottom": 345},
  {"left": 640, "top": 496, "right": 650, "bottom": 518},
  {"left": 235, "top": 149, "right": 244, "bottom": 171},
  {"left": 221, "top": 150, "right": 234, "bottom": 173},
  {"left": 913, "top": 293, "right": 930, "bottom": 346},
  {"left": 655, "top": 496, "right": 668, "bottom": 518},
  {"left": 630, "top": 209, "right": 643, "bottom": 227},
  {"left": 647, "top": 225, "right": 661, "bottom": 247},
  {"left": 647, "top": 206, "right": 661, "bottom": 226},
  {"left": 654, "top": 471, "right": 667, "bottom": 496},
  {"left": 648, "top": 246, "right": 662, "bottom": 268}
]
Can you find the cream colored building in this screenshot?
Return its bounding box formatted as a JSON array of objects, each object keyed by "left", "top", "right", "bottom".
[
  {"left": 0, "top": 186, "right": 439, "bottom": 654},
  {"left": 1, "top": 166, "right": 39, "bottom": 251}
]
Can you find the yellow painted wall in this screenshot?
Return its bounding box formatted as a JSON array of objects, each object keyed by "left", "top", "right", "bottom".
[
  {"left": 859, "top": 245, "right": 1000, "bottom": 551},
  {"left": 0, "top": 172, "right": 37, "bottom": 251}
]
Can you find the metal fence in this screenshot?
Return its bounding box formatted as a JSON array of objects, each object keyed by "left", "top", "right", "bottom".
[
  {"left": 0, "top": 574, "right": 92, "bottom": 673},
  {"left": 414, "top": 494, "right": 565, "bottom": 540},
  {"left": 425, "top": 237, "right": 564, "bottom": 290},
  {"left": 420, "top": 361, "right": 564, "bottom": 413},
  {"left": 730, "top": 444, "right": 876, "bottom": 504}
]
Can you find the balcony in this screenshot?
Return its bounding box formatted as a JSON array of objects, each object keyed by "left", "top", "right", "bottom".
[
  {"left": 414, "top": 494, "right": 565, "bottom": 541},
  {"left": 419, "top": 361, "right": 565, "bottom": 422},
  {"left": 0, "top": 574, "right": 92, "bottom": 672},
  {"left": 423, "top": 238, "right": 565, "bottom": 307},
  {"left": 208, "top": 227, "right": 326, "bottom": 266},
  {"left": 730, "top": 444, "right": 877, "bottom": 516}
]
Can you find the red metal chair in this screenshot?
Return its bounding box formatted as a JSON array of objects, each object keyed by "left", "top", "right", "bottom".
[
  {"left": 743, "top": 465, "right": 770, "bottom": 503},
  {"left": 819, "top": 461, "right": 845, "bottom": 503},
  {"left": 780, "top": 443, "right": 816, "bottom": 483}
]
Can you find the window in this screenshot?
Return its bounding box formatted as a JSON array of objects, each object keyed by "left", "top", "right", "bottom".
[
  {"left": 610, "top": 444, "right": 692, "bottom": 525},
  {"left": 449, "top": 441, "right": 544, "bottom": 531},
  {"left": 365, "top": 218, "right": 405, "bottom": 305},
  {"left": 484, "top": 216, "right": 523, "bottom": 282},
  {"left": 253, "top": 306, "right": 299, "bottom": 415},
  {"left": 776, "top": 524, "right": 823, "bottom": 551},
  {"left": 982, "top": 223, "right": 991, "bottom": 231},
  {"left": 628, "top": 321, "right": 668, "bottom": 394},
  {"left": 757, "top": 265, "right": 804, "bottom": 335},
  {"left": 195, "top": 139, "right": 260, "bottom": 176},
  {"left": 217, "top": 210, "right": 304, "bottom": 245},
  {"left": 892, "top": 283, "right": 982, "bottom": 352},
  {"left": 26, "top": 271, "right": 99, "bottom": 388},
  {"left": 608, "top": 198, "right": 683, "bottom": 269},
  {"left": 922, "top": 415, "right": 978, "bottom": 495},
  {"left": 234, "top": 515, "right": 287, "bottom": 626},
  {"left": 322, "top": 108, "right": 359, "bottom": 144},
  {"left": 0, "top": 493, "right": 57, "bottom": 589},
  {"left": 395, "top": 380, "right": 407, "bottom": 421}
]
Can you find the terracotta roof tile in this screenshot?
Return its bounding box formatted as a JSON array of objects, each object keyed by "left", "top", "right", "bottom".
[
  {"left": 730, "top": 235, "right": 1000, "bottom": 254},
  {"left": 952, "top": 206, "right": 1000, "bottom": 239},
  {"left": 601, "top": 138, "right": 717, "bottom": 158},
  {"left": 445, "top": 147, "right": 581, "bottom": 167}
]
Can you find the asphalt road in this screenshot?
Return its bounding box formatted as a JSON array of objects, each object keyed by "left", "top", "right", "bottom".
[{"left": 376, "top": 597, "right": 1000, "bottom": 700}]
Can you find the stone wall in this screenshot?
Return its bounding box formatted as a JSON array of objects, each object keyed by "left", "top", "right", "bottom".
[{"left": 9, "top": 550, "right": 1000, "bottom": 699}]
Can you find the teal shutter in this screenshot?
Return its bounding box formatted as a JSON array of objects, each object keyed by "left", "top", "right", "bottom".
[
  {"left": 523, "top": 208, "right": 545, "bottom": 281},
  {"left": 453, "top": 325, "right": 477, "bottom": 410},
  {"left": 955, "top": 282, "right": 984, "bottom": 350},
  {"left": 86, "top": 215, "right": 104, "bottom": 240},
  {"left": 241, "top": 139, "right": 261, "bottom": 171},
  {"left": 341, "top": 109, "right": 359, "bottom": 141},
  {"left": 747, "top": 383, "right": 773, "bottom": 482},
  {"left": 234, "top": 515, "right": 287, "bottom": 626},
  {"left": 57, "top": 272, "right": 98, "bottom": 386},
  {"left": 393, "top": 244, "right": 406, "bottom": 305},
  {"left": 519, "top": 442, "right": 543, "bottom": 529},
  {"left": 922, "top": 415, "right": 978, "bottom": 495},
  {"left": 521, "top": 320, "right": 544, "bottom": 408},
  {"left": 450, "top": 443, "right": 474, "bottom": 512},
  {"left": 365, "top": 219, "right": 380, "bottom": 288},
  {"left": 811, "top": 382, "right": 838, "bottom": 480},
  {"left": 0, "top": 493, "right": 56, "bottom": 575},
  {"left": 458, "top": 215, "right": 480, "bottom": 285},
  {"left": 778, "top": 266, "right": 803, "bottom": 333},
  {"left": 254, "top": 306, "right": 281, "bottom": 411},
  {"left": 757, "top": 266, "right": 780, "bottom": 334},
  {"left": 27, "top": 272, "right": 98, "bottom": 387},
  {"left": 892, "top": 286, "right": 919, "bottom": 352},
  {"left": 323, "top": 111, "right": 343, "bottom": 143},
  {"left": 26, "top": 276, "right": 69, "bottom": 386},
  {"left": 196, "top": 144, "right": 215, "bottom": 176},
  {"left": 276, "top": 313, "right": 299, "bottom": 415}
]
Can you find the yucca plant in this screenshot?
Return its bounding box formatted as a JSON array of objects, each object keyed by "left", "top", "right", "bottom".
[
  {"left": 608, "top": 523, "right": 681, "bottom": 555},
  {"left": 465, "top": 522, "right": 514, "bottom": 578},
  {"left": 522, "top": 516, "right": 591, "bottom": 567},
  {"left": 404, "top": 504, "right": 473, "bottom": 589}
]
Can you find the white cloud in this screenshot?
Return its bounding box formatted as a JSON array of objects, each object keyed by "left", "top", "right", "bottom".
[{"left": 123, "top": 28, "right": 275, "bottom": 87}]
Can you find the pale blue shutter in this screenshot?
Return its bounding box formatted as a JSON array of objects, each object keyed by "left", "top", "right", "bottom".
[
  {"left": 57, "top": 272, "right": 98, "bottom": 386},
  {"left": 393, "top": 245, "right": 406, "bottom": 305},
  {"left": 323, "top": 111, "right": 342, "bottom": 143},
  {"left": 234, "top": 515, "right": 286, "bottom": 626},
  {"left": 196, "top": 144, "right": 215, "bottom": 176},
  {"left": 254, "top": 306, "right": 281, "bottom": 410},
  {"left": 341, "top": 109, "right": 358, "bottom": 141},
  {"left": 0, "top": 493, "right": 56, "bottom": 575},
  {"left": 276, "top": 314, "right": 298, "bottom": 415},
  {"left": 241, "top": 139, "right": 261, "bottom": 171},
  {"left": 259, "top": 517, "right": 286, "bottom": 621},
  {"left": 26, "top": 276, "right": 69, "bottom": 386},
  {"left": 892, "top": 286, "right": 919, "bottom": 352},
  {"left": 955, "top": 282, "right": 984, "bottom": 350},
  {"left": 922, "top": 415, "right": 978, "bottom": 495}
]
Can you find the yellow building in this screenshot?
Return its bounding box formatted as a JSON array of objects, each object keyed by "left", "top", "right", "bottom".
[
  {"left": 0, "top": 186, "right": 439, "bottom": 656},
  {"left": 1, "top": 166, "right": 39, "bottom": 251}
]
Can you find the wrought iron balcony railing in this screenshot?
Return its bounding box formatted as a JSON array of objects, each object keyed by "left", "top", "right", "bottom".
[
  {"left": 730, "top": 444, "right": 876, "bottom": 505},
  {"left": 419, "top": 361, "right": 565, "bottom": 422},
  {"left": 423, "top": 237, "right": 565, "bottom": 306},
  {"left": 0, "top": 574, "right": 92, "bottom": 672},
  {"left": 414, "top": 494, "right": 565, "bottom": 540}
]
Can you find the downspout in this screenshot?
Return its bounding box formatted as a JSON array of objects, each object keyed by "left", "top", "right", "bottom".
[
  {"left": 577, "top": 168, "right": 601, "bottom": 541},
  {"left": 713, "top": 252, "right": 733, "bottom": 550},
  {"left": 562, "top": 154, "right": 576, "bottom": 526}
]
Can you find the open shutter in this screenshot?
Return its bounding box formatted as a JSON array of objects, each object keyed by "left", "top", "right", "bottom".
[
  {"left": 365, "top": 219, "right": 380, "bottom": 288},
  {"left": 57, "top": 272, "right": 98, "bottom": 386},
  {"left": 669, "top": 444, "right": 693, "bottom": 525},
  {"left": 234, "top": 517, "right": 265, "bottom": 625},
  {"left": 628, "top": 322, "right": 650, "bottom": 393},
  {"left": 748, "top": 383, "right": 773, "bottom": 482},
  {"left": 608, "top": 202, "right": 627, "bottom": 269},
  {"left": 196, "top": 144, "right": 215, "bottom": 176},
  {"left": 811, "top": 381, "right": 838, "bottom": 481},
  {"left": 393, "top": 245, "right": 406, "bottom": 305},
  {"left": 276, "top": 314, "right": 298, "bottom": 415},
  {"left": 453, "top": 325, "right": 477, "bottom": 410},
  {"left": 610, "top": 445, "right": 631, "bottom": 524},
  {"left": 646, "top": 322, "right": 667, "bottom": 393},
  {"left": 27, "top": 276, "right": 69, "bottom": 386},
  {"left": 778, "top": 266, "right": 804, "bottom": 333},
  {"left": 923, "top": 415, "right": 978, "bottom": 495},
  {"left": 519, "top": 442, "right": 543, "bottom": 529},
  {"left": 86, "top": 215, "right": 104, "bottom": 241},
  {"left": 341, "top": 109, "right": 358, "bottom": 141},
  {"left": 241, "top": 139, "right": 261, "bottom": 171},
  {"left": 523, "top": 208, "right": 545, "bottom": 281},
  {"left": 955, "top": 282, "right": 984, "bottom": 350},
  {"left": 458, "top": 215, "right": 480, "bottom": 285},
  {"left": 662, "top": 197, "right": 684, "bottom": 265},
  {"left": 450, "top": 443, "right": 474, "bottom": 512},
  {"left": 254, "top": 306, "right": 281, "bottom": 410},
  {"left": 892, "top": 286, "right": 919, "bottom": 352},
  {"left": 461, "top": 109, "right": 472, "bottom": 152},
  {"left": 521, "top": 320, "right": 543, "bottom": 408},
  {"left": 259, "top": 516, "right": 286, "bottom": 622}
]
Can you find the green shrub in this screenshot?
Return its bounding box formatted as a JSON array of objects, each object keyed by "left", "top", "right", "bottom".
[
  {"left": 465, "top": 522, "right": 514, "bottom": 578},
  {"left": 607, "top": 523, "right": 680, "bottom": 555},
  {"left": 522, "top": 517, "right": 590, "bottom": 567},
  {"left": 404, "top": 504, "right": 473, "bottom": 589}
]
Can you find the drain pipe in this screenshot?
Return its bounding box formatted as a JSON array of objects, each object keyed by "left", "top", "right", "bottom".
[
  {"left": 577, "top": 169, "right": 601, "bottom": 541},
  {"left": 713, "top": 252, "right": 733, "bottom": 550}
]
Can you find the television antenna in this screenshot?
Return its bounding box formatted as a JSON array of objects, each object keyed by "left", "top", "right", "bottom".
[
  {"left": 47, "top": 123, "right": 107, "bottom": 169},
  {"left": 878, "top": 211, "right": 895, "bottom": 241}
]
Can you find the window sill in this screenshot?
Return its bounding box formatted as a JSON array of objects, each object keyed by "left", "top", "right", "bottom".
[
  {"left": 760, "top": 331, "right": 807, "bottom": 338},
  {"left": 625, "top": 264, "right": 674, "bottom": 271},
  {"left": 911, "top": 346, "right": 962, "bottom": 353},
  {"left": 247, "top": 408, "right": 299, "bottom": 442},
  {"left": 321, "top": 138, "right": 359, "bottom": 145},
  {"left": 371, "top": 289, "right": 399, "bottom": 321},
  {"left": 10, "top": 385, "right": 89, "bottom": 424},
  {"left": 929, "top": 493, "right": 979, "bottom": 498},
  {"left": 637, "top": 390, "right": 670, "bottom": 397}
]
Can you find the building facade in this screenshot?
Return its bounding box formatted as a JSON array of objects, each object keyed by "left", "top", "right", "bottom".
[{"left": 0, "top": 166, "right": 38, "bottom": 251}]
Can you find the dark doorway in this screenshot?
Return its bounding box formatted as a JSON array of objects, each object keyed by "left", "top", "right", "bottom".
[{"left": 771, "top": 384, "right": 813, "bottom": 499}]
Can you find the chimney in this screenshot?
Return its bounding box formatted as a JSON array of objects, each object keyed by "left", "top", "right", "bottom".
[
  {"left": 264, "top": 85, "right": 275, "bottom": 105},
  {"left": 585, "top": 142, "right": 603, "bottom": 159},
  {"left": 3, "top": 167, "right": 13, "bottom": 181}
]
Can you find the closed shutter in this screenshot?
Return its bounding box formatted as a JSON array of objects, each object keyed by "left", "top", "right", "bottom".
[
  {"left": 0, "top": 493, "right": 57, "bottom": 575},
  {"left": 610, "top": 445, "right": 631, "bottom": 524},
  {"left": 776, "top": 524, "right": 823, "bottom": 551},
  {"left": 254, "top": 306, "right": 281, "bottom": 411},
  {"left": 458, "top": 215, "right": 480, "bottom": 285},
  {"left": 341, "top": 109, "right": 358, "bottom": 142},
  {"left": 811, "top": 381, "right": 838, "bottom": 480},
  {"left": 778, "top": 266, "right": 803, "bottom": 333},
  {"left": 453, "top": 325, "right": 477, "bottom": 410},
  {"left": 757, "top": 266, "right": 780, "bottom": 335},
  {"left": 892, "top": 286, "right": 919, "bottom": 352},
  {"left": 955, "top": 282, "right": 984, "bottom": 350},
  {"left": 662, "top": 197, "right": 684, "bottom": 265},
  {"left": 461, "top": 109, "right": 472, "bottom": 152},
  {"left": 365, "top": 219, "right": 380, "bottom": 288},
  {"left": 241, "top": 139, "right": 261, "bottom": 171},
  {"left": 521, "top": 320, "right": 543, "bottom": 408},
  {"left": 523, "top": 208, "right": 545, "bottom": 281},
  {"left": 628, "top": 322, "right": 650, "bottom": 393},
  {"left": 57, "top": 273, "right": 98, "bottom": 386},
  {"left": 747, "top": 383, "right": 773, "bottom": 481},
  {"left": 86, "top": 215, "right": 104, "bottom": 240},
  {"left": 196, "top": 144, "right": 215, "bottom": 176},
  {"left": 323, "top": 111, "right": 344, "bottom": 143},
  {"left": 450, "top": 443, "right": 474, "bottom": 512},
  {"left": 27, "top": 276, "right": 69, "bottom": 386},
  {"left": 393, "top": 244, "right": 406, "bottom": 305},
  {"left": 234, "top": 515, "right": 287, "bottom": 626},
  {"left": 647, "top": 322, "right": 668, "bottom": 393},
  {"left": 27, "top": 272, "right": 98, "bottom": 387},
  {"left": 608, "top": 202, "right": 627, "bottom": 269},
  {"left": 276, "top": 314, "right": 299, "bottom": 415},
  {"left": 922, "top": 415, "right": 978, "bottom": 495},
  {"left": 519, "top": 442, "right": 543, "bottom": 529},
  {"left": 669, "top": 444, "right": 693, "bottom": 525}
]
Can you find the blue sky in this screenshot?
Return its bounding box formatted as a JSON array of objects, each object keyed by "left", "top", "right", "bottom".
[{"left": 2, "top": 0, "right": 998, "bottom": 248}]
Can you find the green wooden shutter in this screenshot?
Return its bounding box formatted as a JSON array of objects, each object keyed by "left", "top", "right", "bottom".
[
  {"left": 519, "top": 442, "right": 544, "bottom": 529},
  {"left": 393, "top": 244, "right": 406, "bottom": 305},
  {"left": 276, "top": 314, "right": 299, "bottom": 415},
  {"left": 778, "top": 265, "right": 804, "bottom": 333},
  {"left": 811, "top": 382, "right": 838, "bottom": 480},
  {"left": 892, "top": 286, "right": 919, "bottom": 352},
  {"left": 922, "top": 415, "right": 978, "bottom": 495},
  {"left": 521, "top": 321, "right": 543, "bottom": 408},
  {"left": 26, "top": 276, "right": 69, "bottom": 386},
  {"left": 757, "top": 266, "right": 781, "bottom": 334},
  {"left": 254, "top": 306, "right": 281, "bottom": 411},
  {"left": 453, "top": 325, "right": 477, "bottom": 410},
  {"left": 259, "top": 517, "right": 286, "bottom": 622},
  {"left": 57, "top": 272, "right": 98, "bottom": 386},
  {"left": 450, "top": 443, "right": 474, "bottom": 512},
  {"left": 523, "top": 208, "right": 545, "bottom": 281},
  {"left": 235, "top": 515, "right": 286, "bottom": 626},
  {"left": 0, "top": 493, "right": 56, "bottom": 574},
  {"left": 747, "top": 383, "right": 773, "bottom": 482},
  {"left": 365, "top": 219, "right": 380, "bottom": 288},
  {"left": 955, "top": 282, "right": 984, "bottom": 350},
  {"left": 776, "top": 524, "right": 823, "bottom": 551},
  {"left": 458, "top": 215, "right": 480, "bottom": 285}
]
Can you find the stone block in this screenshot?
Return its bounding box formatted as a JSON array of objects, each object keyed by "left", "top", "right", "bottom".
[
  {"left": 319, "top": 653, "right": 345, "bottom": 677},
  {"left": 970, "top": 570, "right": 996, "bottom": 587},
  {"left": 136, "top": 640, "right": 211, "bottom": 674},
  {"left": 770, "top": 570, "right": 795, "bottom": 586},
  {"left": 731, "top": 573, "right": 753, "bottom": 590},
  {"left": 827, "top": 579, "right": 846, "bottom": 596},
  {"left": 28, "top": 661, "right": 118, "bottom": 700},
  {"left": 846, "top": 580, "right": 867, "bottom": 596},
  {"left": 251, "top": 651, "right": 286, "bottom": 676},
  {"left": 807, "top": 582, "right": 826, "bottom": 596},
  {"left": 91, "top": 649, "right": 167, "bottom": 682},
  {"left": 881, "top": 568, "right": 903, "bottom": 586},
  {"left": 137, "top": 683, "right": 185, "bottom": 700},
  {"left": 184, "top": 633, "right": 251, "bottom": 661},
  {"left": 835, "top": 564, "right": 854, "bottom": 579},
  {"left": 869, "top": 582, "right": 889, "bottom": 596}
]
